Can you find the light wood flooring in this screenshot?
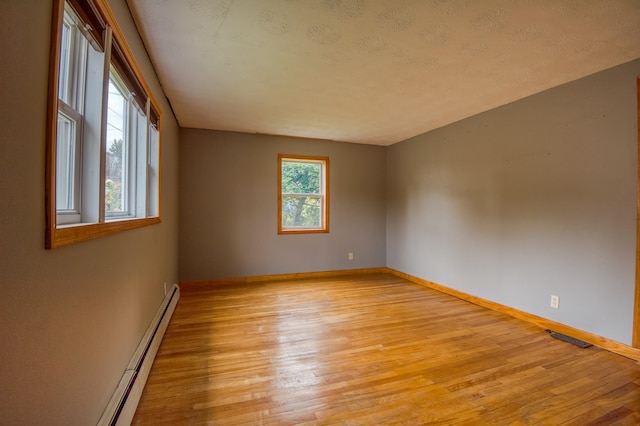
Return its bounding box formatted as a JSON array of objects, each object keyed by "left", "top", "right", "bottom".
[{"left": 133, "top": 273, "right": 640, "bottom": 425}]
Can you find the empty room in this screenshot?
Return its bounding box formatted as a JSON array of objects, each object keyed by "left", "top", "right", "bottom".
[{"left": 1, "top": 0, "right": 640, "bottom": 424}]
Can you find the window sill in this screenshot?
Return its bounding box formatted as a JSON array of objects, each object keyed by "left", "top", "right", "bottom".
[
  {"left": 278, "top": 228, "right": 329, "bottom": 235},
  {"left": 46, "top": 216, "right": 161, "bottom": 249}
]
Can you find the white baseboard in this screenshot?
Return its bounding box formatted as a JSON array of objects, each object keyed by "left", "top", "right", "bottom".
[{"left": 98, "top": 284, "right": 180, "bottom": 425}]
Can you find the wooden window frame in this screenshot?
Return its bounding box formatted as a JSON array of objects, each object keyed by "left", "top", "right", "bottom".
[
  {"left": 46, "top": 0, "right": 161, "bottom": 249},
  {"left": 634, "top": 76, "right": 640, "bottom": 348},
  {"left": 278, "top": 154, "right": 330, "bottom": 234}
]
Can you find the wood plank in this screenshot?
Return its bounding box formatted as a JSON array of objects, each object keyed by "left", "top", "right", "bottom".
[{"left": 133, "top": 273, "right": 640, "bottom": 424}]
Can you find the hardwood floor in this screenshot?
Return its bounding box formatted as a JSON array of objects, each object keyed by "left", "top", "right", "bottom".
[{"left": 132, "top": 273, "right": 640, "bottom": 425}]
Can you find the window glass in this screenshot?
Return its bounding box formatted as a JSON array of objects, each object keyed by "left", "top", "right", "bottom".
[
  {"left": 55, "top": 5, "right": 87, "bottom": 221},
  {"left": 147, "top": 124, "right": 159, "bottom": 217},
  {"left": 105, "top": 74, "right": 128, "bottom": 215},
  {"left": 58, "top": 18, "right": 72, "bottom": 103},
  {"left": 55, "top": 112, "right": 76, "bottom": 211},
  {"left": 279, "top": 155, "right": 329, "bottom": 233}
]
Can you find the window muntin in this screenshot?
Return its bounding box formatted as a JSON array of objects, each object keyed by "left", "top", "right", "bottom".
[
  {"left": 278, "top": 155, "right": 329, "bottom": 234},
  {"left": 46, "top": 0, "right": 161, "bottom": 248}
]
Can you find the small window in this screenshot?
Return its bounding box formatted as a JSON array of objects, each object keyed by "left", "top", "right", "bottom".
[{"left": 278, "top": 155, "right": 329, "bottom": 234}]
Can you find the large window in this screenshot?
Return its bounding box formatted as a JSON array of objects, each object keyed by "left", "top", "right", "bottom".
[
  {"left": 278, "top": 155, "right": 329, "bottom": 234},
  {"left": 46, "top": 0, "right": 161, "bottom": 248}
]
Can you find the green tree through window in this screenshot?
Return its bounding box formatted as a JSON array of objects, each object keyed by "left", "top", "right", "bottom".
[{"left": 278, "top": 155, "right": 329, "bottom": 234}]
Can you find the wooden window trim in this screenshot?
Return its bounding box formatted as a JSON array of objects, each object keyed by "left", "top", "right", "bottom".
[
  {"left": 278, "top": 154, "right": 330, "bottom": 235},
  {"left": 45, "top": 0, "right": 162, "bottom": 249},
  {"left": 48, "top": 217, "right": 161, "bottom": 249},
  {"left": 634, "top": 76, "right": 640, "bottom": 348}
]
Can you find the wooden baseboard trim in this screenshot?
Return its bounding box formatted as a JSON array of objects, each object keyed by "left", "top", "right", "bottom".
[
  {"left": 180, "top": 267, "right": 390, "bottom": 289},
  {"left": 387, "top": 268, "right": 640, "bottom": 363}
]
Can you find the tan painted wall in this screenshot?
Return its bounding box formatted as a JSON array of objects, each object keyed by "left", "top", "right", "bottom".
[
  {"left": 0, "top": 1, "right": 179, "bottom": 424},
  {"left": 387, "top": 59, "right": 640, "bottom": 345},
  {"left": 178, "top": 129, "right": 387, "bottom": 281}
]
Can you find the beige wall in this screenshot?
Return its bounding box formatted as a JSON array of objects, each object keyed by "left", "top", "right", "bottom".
[
  {"left": 178, "top": 129, "right": 387, "bottom": 281},
  {"left": 387, "top": 59, "right": 640, "bottom": 345},
  {"left": 0, "top": 1, "right": 179, "bottom": 424}
]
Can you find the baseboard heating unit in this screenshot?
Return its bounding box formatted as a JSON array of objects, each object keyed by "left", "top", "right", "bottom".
[{"left": 98, "top": 284, "right": 180, "bottom": 426}]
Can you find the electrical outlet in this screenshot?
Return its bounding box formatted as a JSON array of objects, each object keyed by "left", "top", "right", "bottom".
[
  {"left": 348, "top": 252, "right": 354, "bottom": 260},
  {"left": 550, "top": 295, "right": 559, "bottom": 309},
  {"left": 164, "top": 282, "right": 168, "bottom": 295}
]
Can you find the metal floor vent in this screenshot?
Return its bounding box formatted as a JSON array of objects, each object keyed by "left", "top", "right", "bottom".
[{"left": 547, "top": 330, "right": 593, "bottom": 348}]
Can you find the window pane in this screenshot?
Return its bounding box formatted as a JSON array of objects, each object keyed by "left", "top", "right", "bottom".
[
  {"left": 56, "top": 112, "right": 76, "bottom": 211},
  {"left": 282, "top": 161, "right": 321, "bottom": 194},
  {"left": 278, "top": 155, "right": 329, "bottom": 233},
  {"left": 282, "top": 195, "right": 322, "bottom": 228},
  {"left": 58, "top": 19, "right": 71, "bottom": 104},
  {"left": 105, "top": 76, "right": 127, "bottom": 214},
  {"left": 58, "top": 6, "right": 88, "bottom": 110},
  {"left": 133, "top": 104, "right": 146, "bottom": 217},
  {"left": 147, "top": 124, "right": 159, "bottom": 217}
]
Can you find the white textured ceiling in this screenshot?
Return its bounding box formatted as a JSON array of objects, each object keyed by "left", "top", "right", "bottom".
[{"left": 126, "top": 0, "right": 640, "bottom": 146}]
